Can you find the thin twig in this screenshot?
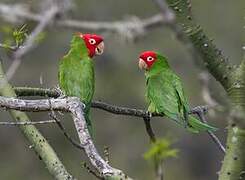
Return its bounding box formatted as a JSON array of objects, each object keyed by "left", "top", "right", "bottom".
[
  {"left": 198, "top": 71, "right": 225, "bottom": 117},
  {"left": 48, "top": 106, "right": 84, "bottom": 150},
  {"left": 0, "top": 3, "right": 168, "bottom": 40},
  {"left": 193, "top": 107, "right": 226, "bottom": 154},
  {"left": 13, "top": 87, "right": 224, "bottom": 155},
  {"left": 143, "top": 116, "right": 157, "bottom": 142},
  {"left": 0, "top": 95, "right": 131, "bottom": 179},
  {"left": 0, "top": 120, "right": 56, "bottom": 125},
  {"left": 199, "top": 71, "right": 219, "bottom": 108},
  {"left": 143, "top": 116, "right": 164, "bottom": 180},
  {"left": 2, "top": 5, "right": 59, "bottom": 84},
  {"left": 14, "top": 87, "right": 212, "bottom": 118},
  {"left": 0, "top": 61, "right": 75, "bottom": 179},
  {"left": 151, "top": 0, "right": 175, "bottom": 23}
]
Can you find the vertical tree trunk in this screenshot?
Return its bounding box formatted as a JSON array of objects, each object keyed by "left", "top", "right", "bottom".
[
  {"left": 219, "top": 65, "right": 245, "bottom": 180},
  {"left": 163, "top": 1, "right": 245, "bottom": 179},
  {"left": 0, "top": 62, "right": 75, "bottom": 180}
]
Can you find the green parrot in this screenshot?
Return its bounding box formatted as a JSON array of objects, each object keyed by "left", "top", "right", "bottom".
[
  {"left": 138, "top": 51, "right": 217, "bottom": 133},
  {"left": 58, "top": 33, "right": 104, "bottom": 135}
]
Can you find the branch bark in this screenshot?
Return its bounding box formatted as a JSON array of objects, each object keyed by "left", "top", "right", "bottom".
[
  {"left": 13, "top": 86, "right": 226, "bottom": 155},
  {"left": 13, "top": 86, "right": 209, "bottom": 118},
  {"left": 0, "top": 3, "right": 168, "bottom": 40},
  {"left": 3, "top": 4, "right": 59, "bottom": 83},
  {"left": 159, "top": 1, "right": 245, "bottom": 180},
  {"left": 0, "top": 95, "right": 133, "bottom": 179},
  {"left": 0, "top": 62, "right": 75, "bottom": 179},
  {"left": 161, "top": 0, "right": 236, "bottom": 90}
]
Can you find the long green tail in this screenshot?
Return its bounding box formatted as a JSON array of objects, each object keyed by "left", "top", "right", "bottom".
[
  {"left": 188, "top": 115, "right": 217, "bottom": 133},
  {"left": 84, "top": 108, "right": 93, "bottom": 137}
]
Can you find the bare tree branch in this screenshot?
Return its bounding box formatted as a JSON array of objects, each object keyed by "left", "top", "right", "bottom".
[
  {"left": 0, "top": 63, "right": 75, "bottom": 179},
  {"left": 2, "top": 4, "right": 59, "bottom": 84},
  {"left": 151, "top": 0, "right": 175, "bottom": 23},
  {"left": 143, "top": 116, "right": 164, "bottom": 180},
  {"left": 0, "top": 119, "right": 56, "bottom": 125},
  {"left": 143, "top": 116, "right": 157, "bottom": 142},
  {"left": 0, "top": 3, "right": 168, "bottom": 40},
  {"left": 0, "top": 95, "right": 133, "bottom": 179},
  {"left": 191, "top": 106, "right": 226, "bottom": 154},
  {"left": 158, "top": 0, "right": 236, "bottom": 89},
  {"left": 198, "top": 71, "right": 219, "bottom": 109},
  {"left": 49, "top": 110, "right": 85, "bottom": 150},
  {"left": 13, "top": 86, "right": 225, "bottom": 156}
]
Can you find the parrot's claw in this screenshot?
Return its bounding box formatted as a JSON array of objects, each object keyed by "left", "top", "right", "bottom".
[
  {"left": 53, "top": 85, "right": 66, "bottom": 99},
  {"left": 189, "top": 106, "right": 208, "bottom": 115},
  {"left": 146, "top": 111, "right": 152, "bottom": 118}
]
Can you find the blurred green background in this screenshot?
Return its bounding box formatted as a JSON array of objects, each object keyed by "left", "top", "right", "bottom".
[{"left": 0, "top": 0, "right": 243, "bottom": 179}]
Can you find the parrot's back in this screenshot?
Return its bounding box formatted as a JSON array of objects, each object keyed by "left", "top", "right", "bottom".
[
  {"left": 58, "top": 40, "right": 95, "bottom": 135},
  {"left": 146, "top": 69, "right": 188, "bottom": 125},
  {"left": 59, "top": 56, "right": 95, "bottom": 105},
  {"left": 146, "top": 68, "right": 217, "bottom": 132}
]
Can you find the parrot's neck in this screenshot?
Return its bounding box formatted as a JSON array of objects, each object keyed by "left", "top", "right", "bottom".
[
  {"left": 146, "top": 55, "right": 170, "bottom": 77},
  {"left": 68, "top": 35, "right": 89, "bottom": 59}
]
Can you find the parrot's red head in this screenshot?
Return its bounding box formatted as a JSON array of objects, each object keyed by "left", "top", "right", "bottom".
[
  {"left": 77, "top": 33, "right": 104, "bottom": 58},
  {"left": 138, "top": 51, "right": 157, "bottom": 70}
]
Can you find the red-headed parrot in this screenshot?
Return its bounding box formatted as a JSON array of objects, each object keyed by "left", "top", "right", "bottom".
[
  {"left": 59, "top": 33, "right": 104, "bottom": 135},
  {"left": 138, "top": 51, "right": 217, "bottom": 133}
]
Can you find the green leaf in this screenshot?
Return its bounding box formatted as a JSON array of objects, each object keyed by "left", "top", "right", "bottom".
[
  {"left": 13, "top": 24, "right": 28, "bottom": 47},
  {"left": 144, "top": 137, "right": 178, "bottom": 163}
]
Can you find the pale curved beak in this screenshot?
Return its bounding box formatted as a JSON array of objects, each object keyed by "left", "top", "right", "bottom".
[
  {"left": 95, "top": 41, "right": 104, "bottom": 55},
  {"left": 138, "top": 58, "right": 147, "bottom": 70}
]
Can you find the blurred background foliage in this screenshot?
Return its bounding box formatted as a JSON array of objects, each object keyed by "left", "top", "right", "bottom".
[{"left": 0, "top": 0, "right": 244, "bottom": 179}]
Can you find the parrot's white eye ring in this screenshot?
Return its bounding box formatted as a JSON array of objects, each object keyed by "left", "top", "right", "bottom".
[
  {"left": 147, "top": 56, "right": 154, "bottom": 62},
  {"left": 89, "top": 38, "right": 96, "bottom": 45}
]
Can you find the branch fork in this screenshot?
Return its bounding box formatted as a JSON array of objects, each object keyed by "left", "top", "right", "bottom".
[{"left": 0, "top": 95, "right": 131, "bottom": 179}]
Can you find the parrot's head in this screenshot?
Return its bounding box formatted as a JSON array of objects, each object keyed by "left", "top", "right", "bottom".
[
  {"left": 138, "top": 51, "right": 157, "bottom": 70},
  {"left": 77, "top": 33, "right": 104, "bottom": 57}
]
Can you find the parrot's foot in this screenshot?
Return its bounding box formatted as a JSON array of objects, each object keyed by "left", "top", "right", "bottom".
[
  {"left": 53, "top": 85, "right": 66, "bottom": 99},
  {"left": 190, "top": 106, "right": 208, "bottom": 115},
  {"left": 146, "top": 111, "right": 152, "bottom": 118}
]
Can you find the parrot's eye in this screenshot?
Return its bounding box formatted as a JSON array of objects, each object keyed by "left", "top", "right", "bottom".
[
  {"left": 89, "top": 38, "right": 96, "bottom": 45},
  {"left": 147, "top": 56, "right": 154, "bottom": 62}
]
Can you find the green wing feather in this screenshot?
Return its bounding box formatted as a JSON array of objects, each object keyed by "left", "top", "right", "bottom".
[
  {"left": 146, "top": 54, "right": 217, "bottom": 133},
  {"left": 146, "top": 70, "right": 186, "bottom": 126},
  {"left": 58, "top": 35, "right": 95, "bottom": 135}
]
